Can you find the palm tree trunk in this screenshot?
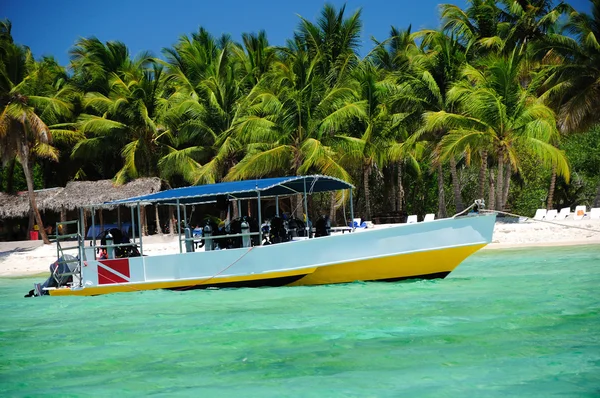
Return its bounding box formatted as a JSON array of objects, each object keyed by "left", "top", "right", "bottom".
[
  {"left": 154, "top": 205, "right": 162, "bottom": 234},
  {"left": 168, "top": 206, "right": 175, "bottom": 235},
  {"left": 449, "top": 157, "right": 464, "bottom": 213},
  {"left": 20, "top": 148, "right": 49, "bottom": 244},
  {"left": 363, "top": 164, "right": 372, "bottom": 220},
  {"left": 390, "top": 171, "right": 397, "bottom": 212},
  {"left": 547, "top": 164, "right": 557, "bottom": 210},
  {"left": 502, "top": 161, "right": 511, "bottom": 210},
  {"left": 141, "top": 206, "right": 148, "bottom": 236},
  {"left": 5, "top": 156, "right": 16, "bottom": 193},
  {"left": 329, "top": 191, "right": 336, "bottom": 225},
  {"left": 28, "top": 208, "right": 35, "bottom": 238},
  {"left": 496, "top": 159, "right": 504, "bottom": 210},
  {"left": 478, "top": 150, "right": 487, "bottom": 200},
  {"left": 83, "top": 209, "right": 88, "bottom": 241},
  {"left": 397, "top": 162, "right": 405, "bottom": 212},
  {"left": 437, "top": 163, "right": 447, "bottom": 218},
  {"left": 488, "top": 169, "right": 496, "bottom": 211},
  {"left": 60, "top": 207, "right": 66, "bottom": 235},
  {"left": 232, "top": 200, "right": 239, "bottom": 218}
]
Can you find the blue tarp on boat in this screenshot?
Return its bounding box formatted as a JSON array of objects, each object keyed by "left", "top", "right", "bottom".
[{"left": 105, "top": 175, "right": 353, "bottom": 205}]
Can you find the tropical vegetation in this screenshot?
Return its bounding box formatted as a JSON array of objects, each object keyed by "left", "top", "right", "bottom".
[{"left": 2, "top": 0, "right": 600, "bottom": 238}]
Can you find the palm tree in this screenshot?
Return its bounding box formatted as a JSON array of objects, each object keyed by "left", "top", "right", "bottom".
[
  {"left": 70, "top": 37, "right": 153, "bottom": 95},
  {"left": 72, "top": 61, "right": 166, "bottom": 184},
  {"left": 233, "top": 30, "right": 276, "bottom": 89},
  {"left": 334, "top": 60, "right": 414, "bottom": 220},
  {"left": 226, "top": 40, "right": 356, "bottom": 183},
  {"left": 370, "top": 26, "right": 422, "bottom": 213},
  {"left": 425, "top": 47, "right": 570, "bottom": 211},
  {"left": 536, "top": 1, "right": 600, "bottom": 134},
  {"left": 398, "top": 31, "right": 469, "bottom": 216},
  {"left": 161, "top": 29, "right": 246, "bottom": 184},
  {"left": 1, "top": 28, "right": 72, "bottom": 243},
  {"left": 296, "top": 3, "right": 362, "bottom": 86},
  {"left": 441, "top": 0, "right": 505, "bottom": 56},
  {"left": 532, "top": 1, "right": 600, "bottom": 208},
  {"left": 500, "top": 0, "right": 572, "bottom": 51}
]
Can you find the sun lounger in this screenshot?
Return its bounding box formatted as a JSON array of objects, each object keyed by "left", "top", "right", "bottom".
[
  {"left": 574, "top": 205, "right": 587, "bottom": 220},
  {"left": 533, "top": 209, "right": 546, "bottom": 220},
  {"left": 545, "top": 209, "right": 558, "bottom": 220},
  {"left": 589, "top": 208, "right": 600, "bottom": 220},
  {"left": 557, "top": 207, "right": 570, "bottom": 220},
  {"left": 423, "top": 213, "right": 435, "bottom": 222},
  {"left": 407, "top": 215, "right": 418, "bottom": 224}
]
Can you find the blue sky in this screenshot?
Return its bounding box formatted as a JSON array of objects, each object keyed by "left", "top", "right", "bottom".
[{"left": 2, "top": 0, "right": 592, "bottom": 67}]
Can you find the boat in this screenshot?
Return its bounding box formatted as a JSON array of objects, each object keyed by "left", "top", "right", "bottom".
[{"left": 27, "top": 175, "right": 496, "bottom": 297}]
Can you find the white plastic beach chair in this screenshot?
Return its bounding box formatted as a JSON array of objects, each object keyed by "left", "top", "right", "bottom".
[
  {"left": 533, "top": 209, "right": 546, "bottom": 220},
  {"left": 589, "top": 208, "right": 600, "bottom": 220},
  {"left": 423, "top": 213, "right": 435, "bottom": 222},
  {"left": 406, "top": 215, "right": 418, "bottom": 224},
  {"left": 556, "top": 207, "right": 570, "bottom": 220},
  {"left": 545, "top": 209, "right": 558, "bottom": 220},
  {"left": 574, "top": 205, "right": 587, "bottom": 220}
]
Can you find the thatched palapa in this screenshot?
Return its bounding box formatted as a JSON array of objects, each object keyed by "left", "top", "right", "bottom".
[
  {"left": 0, "top": 187, "right": 63, "bottom": 218},
  {"left": 0, "top": 178, "right": 163, "bottom": 219}
]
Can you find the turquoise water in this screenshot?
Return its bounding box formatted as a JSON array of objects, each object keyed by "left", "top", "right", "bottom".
[{"left": 1, "top": 245, "right": 599, "bottom": 397}]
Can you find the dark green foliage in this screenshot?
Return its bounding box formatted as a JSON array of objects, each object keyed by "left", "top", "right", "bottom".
[{"left": 556, "top": 126, "right": 600, "bottom": 207}]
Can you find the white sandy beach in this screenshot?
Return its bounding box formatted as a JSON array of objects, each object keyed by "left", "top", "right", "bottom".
[{"left": 1, "top": 219, "right": 599, "bottom": 277}]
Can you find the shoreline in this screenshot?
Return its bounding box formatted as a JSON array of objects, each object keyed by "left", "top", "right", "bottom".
[
  {"left": 483, "top": 239, "right": 600, "bottom": 250},
  {"left": 1, "top": 220, "right": 599, "bottom": 278}
]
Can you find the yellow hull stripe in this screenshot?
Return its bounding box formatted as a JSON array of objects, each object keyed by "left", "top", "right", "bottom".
[
  {"left": 289, "top": 243, "right": 487, "bottom": 286},
  {"left": 48, "top": 267, "right": 317, "bottom": 297}
]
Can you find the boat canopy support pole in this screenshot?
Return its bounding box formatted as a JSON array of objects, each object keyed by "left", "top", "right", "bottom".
[
  {"left": 257, "top": 191, "right": 262, "bottom": 245},
  {"left": 130, "top": 206, "right": 136, "bottom": 243},
  {"left": 176, "top": 199, "right": 182, "bottom": 254},
  {"left": 275, "top": 195, "right": 279, "bottom": 217},
  {"left": 91, "top": 205, "right": 96, "bottom": 251},
  {"left": 349, "top": 189, "right": 354, "bottom": 228},
  {"left": 237, "top": 199, "right": 242, "bottom": 218},
  {"left": 183, "top": 205, "right": 188, "bottom": 227},
  {"left": 303, "top": 178, "right": 309, "bottom": 237},
  {"left": 79, "top": 207, "right": 85, "bottom": 268},
  {"left": 137, "top": 203, "right": 143, "bottom": 256}
]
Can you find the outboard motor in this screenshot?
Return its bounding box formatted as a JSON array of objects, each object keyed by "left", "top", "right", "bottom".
[
  {"left": 203, "top": 221, "right": 213, "bottom": 251},
  {"left": 241, "top": 218, "right": 251, "bottom": 248},
  {"left": 25, "top": 255, "right": 78, "bottom": 297}
]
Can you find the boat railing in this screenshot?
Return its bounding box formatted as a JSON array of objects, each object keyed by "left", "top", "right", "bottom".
[
  {"left": 182, "top": 231, "right": 261, "bottom": 242},
  {"left": 93, "top": 242, "right": 141, "bottom": 249}
]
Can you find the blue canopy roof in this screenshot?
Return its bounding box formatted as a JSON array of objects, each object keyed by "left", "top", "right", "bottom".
[{"left": 106, "top": 175, "right": 353, "bottom": 205}]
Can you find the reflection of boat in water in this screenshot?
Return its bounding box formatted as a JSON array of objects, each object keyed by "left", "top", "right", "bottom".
[{"left": 28, "top": 175, "right": 495, "bottom": 297}]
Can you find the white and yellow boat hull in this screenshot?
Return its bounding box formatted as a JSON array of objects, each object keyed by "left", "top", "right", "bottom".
[{"left": 48, "top": 214, "right": 495, "bottom": 296}]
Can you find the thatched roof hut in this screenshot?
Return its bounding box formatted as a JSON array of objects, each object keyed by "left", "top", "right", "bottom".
[
  {"left": 50, "top": 177, "right": 163, "bottom": 211},
  {"left": 0, "top": 187, "right": 62, "bottom": 218},
  {"left": 0, "top": 177, "right": 164, "bottom": 219}
]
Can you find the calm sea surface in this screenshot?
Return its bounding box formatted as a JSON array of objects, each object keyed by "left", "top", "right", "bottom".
[{"left": 1, "top": 245, "right": 599, "bottom": 397}]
